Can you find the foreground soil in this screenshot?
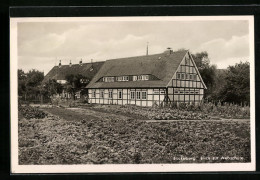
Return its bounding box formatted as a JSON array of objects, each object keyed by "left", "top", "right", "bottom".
[{"left": 18, "top": 106, "right": 250, "bottom": 164}]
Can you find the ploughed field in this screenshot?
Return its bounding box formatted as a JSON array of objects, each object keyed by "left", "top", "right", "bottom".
[{"left": 18, "top": 105, "right": 250, "bottom": 164}]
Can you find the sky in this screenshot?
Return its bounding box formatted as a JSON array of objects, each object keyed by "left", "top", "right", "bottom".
[{"left": 17, "top": 19, "right": 250, "bottom": 74}]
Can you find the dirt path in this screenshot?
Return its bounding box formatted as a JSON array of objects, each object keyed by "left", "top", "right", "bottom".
[
  {"left": 41, "top": 106, "right": 131, "bottom": 122},
  {"left": 42, "top": 106, "right": 250, "bottom": 123},
  {"left": 144, "top": 119, "right": 250, "bottom": 123}
]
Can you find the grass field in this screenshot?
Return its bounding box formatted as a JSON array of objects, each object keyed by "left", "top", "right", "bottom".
[{"left": 18, "top": 106, "right": 250, "bottom": 164}]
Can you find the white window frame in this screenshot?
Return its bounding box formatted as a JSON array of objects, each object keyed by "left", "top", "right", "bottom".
[
  {"left": 100, "top": 90, "right": 104, "bottom": 98},
  {"left": 136, "top": 91, "right": 141, "bottom": 100},
  {"left": 142, "top": 91, "right": 147, "bottom": 100},
  {"left": 137, "top": 75, "right": 142, "bottom": 81},
  {"left": 190, "top": 74, "right": 193, "bottom": 80},
  {"left": 92, "top": 90, "right": 96, "bottom": 98},
  {"left": 143, "top": 75, "right": 149, "bottom": 80},
  {"left": 116, "top": 76, "right": 123, "bottom": 81},
  {"left": 104, "top": 77, "right": 115, "bottom": 82},
  {"left": 123, "top": 76, "right": 129, "bottom": 81},
  {"left": 177, "top": 73, "right": 181, "bottom": 79},
  {"left": 181, "top": 73, "right": 185, "bottom": 80},
  {"left": 186, "top": 74, "right": 189, "bottom": 80},
  {"left": 130, "top": 91, "right": 135, "bottom": 99},
  {"left": 108, "top": 90, "right": 113, "bottom": 99},
  {"left": 118, "top": 90, "right": 122, "bottom": 99}
]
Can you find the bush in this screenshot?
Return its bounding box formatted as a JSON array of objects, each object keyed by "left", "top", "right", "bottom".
[{"left": 19, "top": 105, "right": 47, "bottom": 119}]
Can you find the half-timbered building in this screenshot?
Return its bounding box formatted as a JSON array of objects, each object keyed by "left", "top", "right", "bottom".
[
  {"left": 86, "top": 49, "right": 207, "bottom": 106},
  {"left": 43, "top": 60, "right": 104, "bottom": 99}
]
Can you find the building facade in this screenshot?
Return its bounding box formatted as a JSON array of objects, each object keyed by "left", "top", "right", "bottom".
[
  {"left": 86, "top": 50, "right": 207, "bottom": 106},
  {"left": 43, "top": 61, "right": 104, "bottom": 99}
]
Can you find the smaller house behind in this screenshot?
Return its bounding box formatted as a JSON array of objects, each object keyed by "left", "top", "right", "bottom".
[{"left": 43, "top": 60, "right": 104, "bottom": 99}]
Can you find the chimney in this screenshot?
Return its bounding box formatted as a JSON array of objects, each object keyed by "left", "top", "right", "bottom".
[
  {"left": 69, "top": 60, "right": 72, "bottom": 67},
  {"left": 164, "top": 47, "right": 173, "bottom": 55},
  {"left": 90, "top": 59, "right": 94, "bottom": 71},
  {"left": 58, "top": 60, "right": 62, "bottom": 68},
  {"left": 79, "top": 59, "right": 83, "bottom": 66}
]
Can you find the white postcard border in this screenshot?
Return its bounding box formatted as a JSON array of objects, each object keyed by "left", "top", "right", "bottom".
[{"left": 10, "top": 16, "right": 256, "bottom": 173}]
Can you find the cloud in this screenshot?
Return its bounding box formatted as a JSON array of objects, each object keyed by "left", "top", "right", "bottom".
[
  {"left": 194, "top": 34, "right": 249, "bottom": 67},
  {"left": 17, "top": 20, "right": 250, "bottom": 73},
  {"left": 19, "top": 33, "right": 66, "bottom": 56}
]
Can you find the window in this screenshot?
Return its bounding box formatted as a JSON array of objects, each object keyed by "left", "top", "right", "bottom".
[
  {"left": 153, "top": 89, "right": 159, "bottom": 94},
  {"left": 130, "top": 91, "right": 135, "bottom": 99},
  {"left": 116, "top": 76, "right": 129, "bottom": 82},
  {"left": 142, "top": 92, "right": 147, "bottom": 100},
  {"left": 177, "top": 73, "right": 181, "bottom": 79},
  {"left": 174, "top": 90, "right": 179, "bottom": 94},
  {"left": 136, "top": 91, "right": 141, "bottom": 100},
  {"left": 143, "top": 75, "right": 149, "bottom": 80},
  {"left": 181, "top": 73, "right": 185, "bottom": 80},
  {"left": 116, "top": 76, "right": 123, "bottom": 81},
  {"left": 108, "top": 90, "right": 113, "bottom": 99},
  {"left": 185, "top": 57, "right": 188, "bottom": 65},
  {"left": 195, "top": 90, "right": 199, "bottom": 94},
  {"left": 92, "top": 90, "right": 96, "bottom": 98},
  {"left": 190, "top": 74, "right": 193, "bottom": 80},
  {"left": 100, "top": 90, "right": 104, "bottom": 98},
  {"left": 186, "top": 74, "right": 189, "bottom": 80},
  {"left": 133, "top": 76, "right": 137, "bottom": 81},
  {"left": 194, "top": 74, "right": 197, "bottom": 81},
  {"left": 133, "top": 75, "right": 149, "bottom": 81},
  {"left": 123, "top": 76, "right": 129, "bottom": 81},
  {"left": 118, "top": 91, "right": 122, "bottom": 99},
  {"left": 103, "top": 77, "right": 115, "bottom": 82}
]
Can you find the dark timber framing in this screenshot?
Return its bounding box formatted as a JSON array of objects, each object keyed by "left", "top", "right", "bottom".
[
  {"left": 87, "top": 50, "right": 206, "bottom": 106},
  {"left": 88, "top": 87, "right": 167, "bottom": 106}
]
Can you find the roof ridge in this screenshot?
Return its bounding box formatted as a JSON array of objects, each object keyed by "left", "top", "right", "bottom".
[
  {"left": 54, "top": 61, "right": 105, "bottom": 67},
  {"left": 106, "top": 50, "right": 188, "bottom": 62}
]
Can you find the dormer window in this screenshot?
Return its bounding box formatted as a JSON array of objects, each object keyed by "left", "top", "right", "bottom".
[
  {"left": 116, "top": 76, "right": 129, "bottom": 81},
  {"left": 103, "top": 77, "right": 115, "bottom": 82},
  {"left": 133, "top": 75, "right": 149, "bottom": 81}
]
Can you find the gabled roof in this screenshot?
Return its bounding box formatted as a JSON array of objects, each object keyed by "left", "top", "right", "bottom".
[
  {"left": 43, "top": 61, "right": 104, "bottom": 83},
  {"left": 86, "top": 50, "right": 189, "bottom": 88}
]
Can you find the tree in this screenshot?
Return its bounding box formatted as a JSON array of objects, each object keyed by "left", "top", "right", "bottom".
[
  {"left": 192, "top": 52, "right": 217, "bottom": 98},
  {"left": 41, "top": 79, "right": 63, "bottom": 98},
  {"left": 18, "top": 69, "right": 44, "bottom": 99},
  {"left": 65, "top": 74, "right": 90, "bottom": 99},
  {"left": 192, "top": 51, "right": 209, "bottom": 68},
  {"left": 217, "top": 62, "right": 250, "bottom": 104},
  {"left": 26, "top": 69, "right": 44, "bottom": 87},
  {"left": 18, "top": 69, "right": 27, "bottom": 96},
  {"left": 25, "top": 69, "right": 44, "bottom": 98}
]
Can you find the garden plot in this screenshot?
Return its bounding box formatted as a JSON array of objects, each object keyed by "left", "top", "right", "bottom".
[
  {"left": 82, "top": 103, "right": 250, "bottom": 121},
  {"left": 18, "top": 106, "right": 250, "bottom": 165}
]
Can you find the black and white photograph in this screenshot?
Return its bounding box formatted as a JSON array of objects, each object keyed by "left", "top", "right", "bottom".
[{"left": 10, "top": 16, "right": 255, "bottom": 173}]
